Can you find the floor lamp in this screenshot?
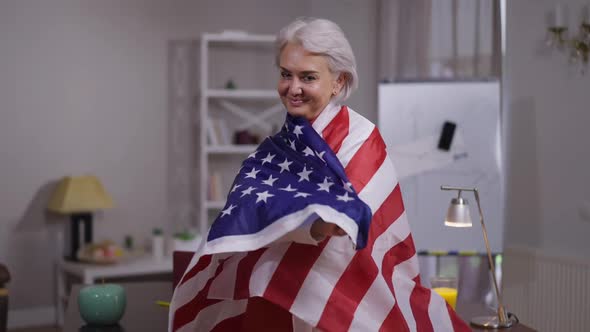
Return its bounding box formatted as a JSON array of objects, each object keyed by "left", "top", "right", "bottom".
[{"left": 440, "top": 185, "right": 517, "bottom": 329}]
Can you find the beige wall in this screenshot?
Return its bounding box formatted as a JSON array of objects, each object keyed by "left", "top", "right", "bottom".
[
  {"left": 310, "top": 0, "right": 379, "bottom": 122},
  {"left": 0, "top": 0, "right": 377, "bottom": 326},
  {"left": 7, "top": 0, "right": 590, "bottom": 326},
  {"left": 503, "top": 0, "right": 590, "bottom": 260}
]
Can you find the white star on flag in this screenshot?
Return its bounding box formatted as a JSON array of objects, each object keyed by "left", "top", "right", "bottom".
[
  {"left": 342, "top": 180, "right": 354, "bottom": 192},
  {"left": 240, "top": 186, "right": 256, "bottom": 197},
  {"left": 255, "top": 190, "right": 274, "bottom": 203},
  {"left": 261, "top": 153, "right": 275, "bottom": 165},
  {"left": 303, "top": 146, "right": 314, "bottom": 157},
  {"left": 262, "top": 174, "right": 278, "bottom": 187},
  {"left": 293, "top": 125, "right": 304, "bottom": 138},
  {"left": 289, "top": 139, "right": 297, "bottom": 150},
  {"left": 278, "top": 158, "right": 293, "bottom": 173},
  {"left": 317, "top": 177, "right": 334, "bottom": 193},
  {"left": 230, "top": 184, "right": 242, "bottom": 193},
  {"left": 336, "top": 192, "right": 355, "bottom": 202},
  {"left": 245, "top": 168, "right": 260, "bottom": 179},
  {"left": 247, "top": 151, "right": 258, "bottom": 159},
  {"left": 294, "top": 192, "right": 311, "bottom": 198},
  {"left": 297, "top": 166, "right": 312, "bottom": 182},
  {"left": 220, "top": 204, "right": 237, "bottom": 217},
  {"left": 315, "top": 150, "right": 326, "bottom": 163},
  {"left": 279, "top": 184, "right": 297, "bottom": 192}
]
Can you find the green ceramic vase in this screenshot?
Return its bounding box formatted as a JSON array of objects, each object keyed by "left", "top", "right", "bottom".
[{"left": 78, "top": 284, "right": 126, "bottom": 326}]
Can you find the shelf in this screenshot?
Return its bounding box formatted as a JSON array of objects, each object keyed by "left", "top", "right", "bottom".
[
  {"left": 207, "top": 145, "right": 258, "bottom": 154},
  {"left": 205, "top": 89, "right": 279, "bottom": 99},
  {"left": 199, "top": 32, "right": 276, "bottom": 235},
  {"left": 203, "top": 32, "right": 275, "bottom": 43},
  {"left": 205, "top": 201, "right": 226, "bottom": 209}
]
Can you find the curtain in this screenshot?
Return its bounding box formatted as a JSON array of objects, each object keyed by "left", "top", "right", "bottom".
[{"left": 378, "top": 0, "right": 501, "bottom": 81}]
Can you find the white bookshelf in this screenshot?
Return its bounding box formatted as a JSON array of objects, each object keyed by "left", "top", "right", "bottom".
[
  {"left": 203, "top": 32, "right": 275, "bottom": 43},
  {"left": 206, "top": 89, "right": 278, "bottom": 99},
  {"left": 199, "top": 32, "right": 281, "bottom": 235},
  {"left": 206, "top": 145, "right": 258, "bottom": 154},
  {"left": 205, "top": 201, "right": 227, "bottom": 209}
]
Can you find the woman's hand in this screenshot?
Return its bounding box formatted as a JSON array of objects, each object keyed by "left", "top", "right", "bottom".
[{"left": 310, "top": 218, "right": 347, "bottom": 241}]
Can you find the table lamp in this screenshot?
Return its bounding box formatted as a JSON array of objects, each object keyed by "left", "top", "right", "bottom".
[
  {"left": 440, "top": 185, "right": 517, "bottom": 329},
  {"left": 47, "top": 175, "right": 114, "bottom": 261}
]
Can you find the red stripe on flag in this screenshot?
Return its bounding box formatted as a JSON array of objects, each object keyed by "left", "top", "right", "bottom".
[
  {"left": 410, "top": 275, "right": 434, "bottom": 332},
  {"left": 263, "top": 242, "right": 327, "bottom": 309},
  {"left": 173, "top": 258, "right": 227, "bottom": 331},
  {"left": 321, "top": 105, "right": 349, "bottom": 154},
  {"left": 381, "top": 235, "right": 416, "bottom": 292},
  {"left": 316, "top": 249, "right": 377, "bottom": 331},
  {"left": 234, "top": 248, "right": 267, "bottom": 299},
  {"left": 179, "top": 254, "right": 212, "bottom": 287},
  {"left": 242, "top": 297, "right": 294, "bottom": 332},
  {"left": 366, "top": 184, "right": 404, "bottom": 248},
  {"left": 345, "top": 127, "right": 387, "bottom": 193},
  {"left": 210, "top": 312, "right": 245, "bottom": 332},
  {"left": 316, "top": 185, "right": 404, "bottom": 330},
  {"left": 380, "top": 304, "right": 410, "bottom": 332},
  {"left": 378, "top": 235, "right": 416, "bottom": 331},
  {"left": 447, "top": 302, "right": 471, "bottom": 331}
]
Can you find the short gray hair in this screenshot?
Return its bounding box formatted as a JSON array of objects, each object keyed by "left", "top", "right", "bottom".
[{"left": 275, "top": 17, "right": 358, "bottom": 102}]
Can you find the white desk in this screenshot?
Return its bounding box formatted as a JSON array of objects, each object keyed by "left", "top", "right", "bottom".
[{"left": 55, "top": 255, "right": 173, "bottom": 326}]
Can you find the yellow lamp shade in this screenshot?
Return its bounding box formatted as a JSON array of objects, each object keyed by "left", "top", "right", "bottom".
[{"left": 47, "top": 175, "right": 114, "bottom": 214}]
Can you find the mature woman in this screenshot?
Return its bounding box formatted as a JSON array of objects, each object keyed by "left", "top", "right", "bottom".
[
  {"left": 169, "top": 18, "right": 470, "bottom": 332},
  {"left": 276, "top": 18, "right": 357, "bottom": 243}
]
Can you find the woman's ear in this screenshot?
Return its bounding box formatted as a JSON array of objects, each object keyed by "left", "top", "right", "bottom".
[{"left": 333, "top": 73, "right": 346, "bottom": 95}]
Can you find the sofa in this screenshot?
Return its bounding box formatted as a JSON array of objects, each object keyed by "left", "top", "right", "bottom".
[{"left": 0, "top": 263, "right": 9, "bottom": 332}]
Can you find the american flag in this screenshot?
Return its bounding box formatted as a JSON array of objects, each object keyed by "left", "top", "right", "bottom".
[{"left": 169, "top": 104, "right": 470, "bottom": 331}]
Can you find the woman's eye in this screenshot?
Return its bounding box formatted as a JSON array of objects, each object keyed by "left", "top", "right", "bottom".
[
  {"left": 302, "top": 75, "right": 316, "bottom": 82},
  {"left": 280, "top": 72, "right": 291, "bottom": 79}
]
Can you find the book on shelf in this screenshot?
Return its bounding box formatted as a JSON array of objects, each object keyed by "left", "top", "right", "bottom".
[
  {"left": 207, "top": 171, "right": 223, "bottom": 201},
  {"left": 207, "top": 118, "right": 219, "bottom": 145},
  {"left": 216, "top": 118, "right": 232, "bottom": 145},
  {"left": 208, "top": 118, "right": 232, "bottom": 146}
]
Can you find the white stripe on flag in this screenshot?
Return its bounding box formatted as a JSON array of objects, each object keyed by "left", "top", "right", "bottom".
[
  {"left": 391, "top": 255, "right": 421, "bottom": 332},
  {"left": 311, "top": 102, "right": 341, "bottom": 134},
  {"left": 203, "top": 205, "right": 361, "bottom": 255},
  {"left": 292, "top": 314, "right": 316, "bottom": 332},
  {"left": 348, "top": 276, "right": 396, "bottom": 331},
  {"left": 372, "top": 212, "right": 411, "bottom": 262},
  {"left": 429, "top": 290, "right": 455, "bottom": 332},
  {"left": 289, "top": 154, "right": 395, "bottom": 326},
  {"left": 289, "top": 236, "right": 357, "bottom": 326},
  {"left": 345, "top": 212, "right": 410, "bottom": 330},
  {"left": 208, "top": 252, "right": 247, "bottom": 299},
  {"left": 177, "top": 299, "right": 248, "bottom": 332},
  {"left": 171, "top": 254, "right": 223, "bottom": 311},
  {"left": 336, "top": 109, "right": 375, "bottom": 168},
  {"left": 249, "top": 242, "right": 291, "bottom": 296},
  {"left": 358, "top": 155, "right": 398, "bottom": 213}
]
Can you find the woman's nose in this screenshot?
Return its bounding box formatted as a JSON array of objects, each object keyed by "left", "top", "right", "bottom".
[{"left": 288, "top": 79, "right": 303, "bottom": 95}]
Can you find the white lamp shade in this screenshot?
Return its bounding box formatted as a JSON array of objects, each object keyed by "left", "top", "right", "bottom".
[{"left": 444, "top": 197, "right": 473, "bottom": 227}]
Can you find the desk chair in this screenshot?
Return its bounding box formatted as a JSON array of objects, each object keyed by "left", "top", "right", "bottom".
[{"left": 172, "top": 251, "right": 195, "bottom": 289}]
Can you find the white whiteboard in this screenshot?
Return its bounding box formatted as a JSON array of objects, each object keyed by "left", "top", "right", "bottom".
[{"left": 378, "top": 81, "right": 503, "bottom": 253}]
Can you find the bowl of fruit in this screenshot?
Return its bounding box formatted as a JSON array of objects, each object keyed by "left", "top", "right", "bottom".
[{"left": 77, "top": 240, "right": 125, "bottom": 264}]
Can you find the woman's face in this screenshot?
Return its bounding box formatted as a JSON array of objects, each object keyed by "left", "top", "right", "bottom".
[{"left": 277, "top": 42, "right": 343, "bottom": 121}]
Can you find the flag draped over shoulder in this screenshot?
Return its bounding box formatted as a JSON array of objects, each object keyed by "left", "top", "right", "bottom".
[
  {"left": 204, "top": 112, "right": 372, "bottom": 255},
  {"left": 169, "top": 103, "right": 471, "bottom": 332}
]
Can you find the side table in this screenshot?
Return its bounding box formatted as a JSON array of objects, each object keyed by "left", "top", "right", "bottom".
[{"left": 55, "top": 255, "right": 173, "bottom": 326}]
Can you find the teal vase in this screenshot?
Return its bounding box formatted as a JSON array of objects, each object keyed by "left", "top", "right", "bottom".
[{"left": 78, "top": 284, "right": 126, "bottom": 326}]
